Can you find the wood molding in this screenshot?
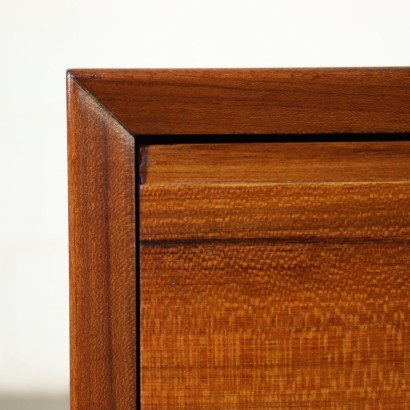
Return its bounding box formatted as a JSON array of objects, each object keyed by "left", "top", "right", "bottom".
[
  {"left": 67, "top": 75, "right": 136, "bottom": 409},
  {"left": 70, "top": 68, "right": 410, "bottom": 135}
]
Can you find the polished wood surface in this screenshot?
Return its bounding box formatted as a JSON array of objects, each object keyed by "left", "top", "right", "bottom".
[
  {"left": 67, "top": 68, "right": 410, "bottom": 409},
  {"left": 67, "top": 77, "right": 137, "bottom": 409},
  {"left": 70, "top": 68, "right": 410, "bottom": 135},
  {"left": 142, "top": 141, "right": 410, "bottom": 184},
  {"left": 140, "top": 142, "right": 410, "bottom": 408}
]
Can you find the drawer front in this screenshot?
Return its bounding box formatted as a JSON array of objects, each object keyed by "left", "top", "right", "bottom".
[{"left": 140, "top": 141, "right": 410, "bottom": 409}]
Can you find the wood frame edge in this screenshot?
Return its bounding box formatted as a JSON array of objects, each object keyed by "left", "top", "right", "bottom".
[
  {"left": 68, "top": 68, "right": 410, "bottom": 135},
  {"left": 67, "top": 74, "right": 137, "bottom": 409}
]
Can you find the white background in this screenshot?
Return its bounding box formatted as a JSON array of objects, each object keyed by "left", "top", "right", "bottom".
[{"left": 1, "top": 0, "right": 409, "bottom": 397}]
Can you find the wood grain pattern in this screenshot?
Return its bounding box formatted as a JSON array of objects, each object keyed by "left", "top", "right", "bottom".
[
  {"left": 67, "top": 75, "right": 136, "bottom": 409},
  {"left": 142, "top": 141, "right": 410, "bottom": 184},
  {"left": 140, "top": 183, "right": 410, "bottom": 242},
  {"left": 70, "top": 68, "right": 410, "bottom": 135},
  {"left": 141, "top": 242, "right": 409, "bottom": 409},
  {"left": 140, "top": 142, "right": 410, "bottom": 409},
  {"left": 67, "top": 68, "right": 410, "bottom": 409}
]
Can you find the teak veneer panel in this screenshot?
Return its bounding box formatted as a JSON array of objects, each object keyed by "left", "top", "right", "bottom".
[
  {"left": 141, "top": 242, "right": 409, "bottom": 409},
  {"left": 140, "top": 141, "right": 410, "bottom": 409}
]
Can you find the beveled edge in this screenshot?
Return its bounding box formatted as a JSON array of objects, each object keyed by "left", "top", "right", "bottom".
[
  {"left": 68, "top": 68, "right": 410, "bottom": 136},
  {"left": 67, "top": 74, "right": 137, "bottom": 410}
]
